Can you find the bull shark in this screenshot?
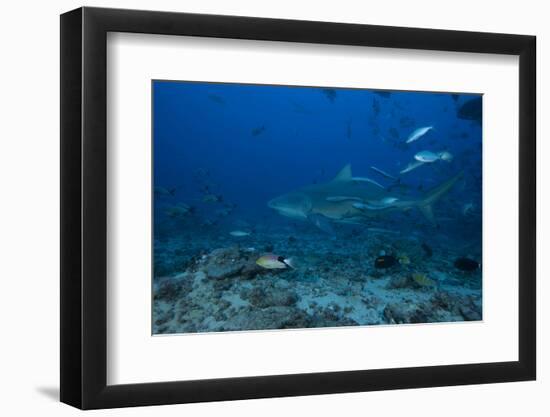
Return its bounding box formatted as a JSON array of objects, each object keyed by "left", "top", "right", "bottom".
[{"left": 267, "top": 164, "right": 463, "bottom": 233}]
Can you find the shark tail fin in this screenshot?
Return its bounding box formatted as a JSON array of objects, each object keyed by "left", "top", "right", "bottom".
[{"left": 417, "top": 171, "right": 463, "bottom": 226}]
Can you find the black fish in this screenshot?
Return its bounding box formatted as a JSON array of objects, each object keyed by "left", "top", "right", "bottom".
[
  {"left": 454, "top": 257, "right": 480, "bottom": 272},
  {"left": 374, "top": 255, "right": 397, "bottom": 269},
  {"left": 451, "top": 94, "right": 460, "bottom": 102},
  {"left": 457, "top": 97, "right": 482, "bottom": 125},
  {"left": 388, "top": 127, "right": 400, "bottom": 140},
  {"left": 251, "top": 125, "right": 266, "bottom": 137},
  {"left": 421, "top": 242, "right": 433, "bottom": 258},
  {"left": 399, "top": 116, "right": 415, "bottom": 129},
  {"left": 346, "top": 119, "right": 352, "bottom": 139},
  {"left": 207, "top": 93, "right": 225, "bottom": 105},
  {"left": 289, "top": 99, "right": 311, "bottom": 115},
  {"left": 374, "top": 90, "right": 391, "bottom": 98},
  {"left": 372, "top": 98, "right": 380, "bottom": 117},
  {"left": 322, "top": 88, "right": 337, "bottom": 103}
]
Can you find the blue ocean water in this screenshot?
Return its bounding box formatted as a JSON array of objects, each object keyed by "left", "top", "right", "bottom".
[{"left": 152, "top": 80, "right": 482, "bottom": 334}]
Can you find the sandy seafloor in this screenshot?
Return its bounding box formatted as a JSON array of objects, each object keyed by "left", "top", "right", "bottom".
[{"left": 152, "top": 222, "right": 482, "bottom": 334}]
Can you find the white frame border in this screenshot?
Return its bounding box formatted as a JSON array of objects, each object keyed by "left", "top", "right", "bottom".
[{"left": 106, "top": 32, "right": 519, "bottom": 385}]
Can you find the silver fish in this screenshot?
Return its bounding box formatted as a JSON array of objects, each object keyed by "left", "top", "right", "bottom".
[
  {"left": 406, "top": 126, "right": 434, "bottom": 144},
  {"left": 230, "top": 230, "right": 251, "bottom": 237},
  {"left": 370, "top": 166, "right": 397, "bottom": 180},
  {"left": 414, "top": 150, "right": 440, "bottom": 163},
  {"left": 352, "top": 177, "right": 386, "bottom": 189}
]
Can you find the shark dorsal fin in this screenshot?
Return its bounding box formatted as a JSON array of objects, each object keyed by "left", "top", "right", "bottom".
[{"left": 331, "top": 164, "right": 353, "bottom": 183}]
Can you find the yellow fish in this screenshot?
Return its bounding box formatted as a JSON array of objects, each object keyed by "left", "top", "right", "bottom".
[
  {"left": 398, "top": 254, "right": 411, "bottom": 265},
  {"left": 256, "top": 254, "right": 294, "bottom": 269},
  {"left": 412, "top": 273, "right": 436, "bottom": 287}
]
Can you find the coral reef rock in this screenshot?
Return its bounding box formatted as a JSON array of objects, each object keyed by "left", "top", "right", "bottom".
[{"left": 202, "top": 246, "right": 261, "bottom": 280}]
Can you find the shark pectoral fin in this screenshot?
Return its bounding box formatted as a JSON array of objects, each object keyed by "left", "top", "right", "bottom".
[
  {"left": 418, "top": 204, "right": 437, "bottom": 226},
  {"left": 307, "top": 213, "right": 335, "bottom": 234}
]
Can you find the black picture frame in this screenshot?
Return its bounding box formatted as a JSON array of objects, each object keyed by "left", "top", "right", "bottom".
[{"left": 60, "top": 6, "right": 536, "bottom": 410}]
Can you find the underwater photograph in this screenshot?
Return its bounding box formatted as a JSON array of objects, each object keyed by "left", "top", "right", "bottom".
[{"left": 152, "top": 80, "right": 483, "bottom": 335}]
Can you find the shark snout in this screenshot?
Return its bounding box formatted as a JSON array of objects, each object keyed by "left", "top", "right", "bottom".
[
  {"left": 267, "top": 196, "right": 291, "bottom": 215},
  {"left": 267, "top": 192, "right": 311, "bottom": 219}
]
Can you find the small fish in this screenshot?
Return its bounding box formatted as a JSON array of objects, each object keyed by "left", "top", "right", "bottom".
[
  {"left": 388, "top": 127, "right": 400, "bottom": 140},
  {"left": 374, "top": 255, "right": 397, "bottom": 269},
  {"left": 421, "top": 242, "right": 433, "bottom": 258},
  {"left": 321, "top": 88, "right": 337, "bottom": 103},
  {"left": 352, "top": 177, "right": 386, "bottom": 189},
  {"left": 256, "top": 254, "right": 294, "bottom": 269},
  {"left": 406, "top": 126, "right": 433, "bottom": 144},
  {"left": 289, "top": 99, "right": 311, "bottom": 115},
  {"left": 400, "top": 160, "right": 425, "bottom": 174},
  {"left": 454, "top": 257, "right": 480, "bottom": 272},
  {"left": 387, "top": 182, "right": 413, "bottom": 194},
  {"left": 202, "top": 194, "right": 223, "bottom": 203},
  {"left": 414, "top": 150, "right": 440, "bottom": 163},
  {"left": 372, "top": 98, "right": 381, "bottom": 117},
  {"left": 370, "top": 166, "right": 397, "bottom": 180},
  {"left": 438, "top": 151, "right": 454, "bottom": 162},
  {"left": 230, "top": 230, "right": 251, "bottom": 237},
  {"left": 165, "top": 203, "right": 193, "bottom": 218},
  {"left": 201, "top": 219, "right": 217, "bottom": 227},
  {"left": 367, "top": 228, "right": 400, "bottom": 235},
  {"left": 379, "top": 197, "right": 399, "bottom": 205},
  {"left": 373, "top": 90, "right": 391, "bottom": 98},
  {"left": 462, "top": 202, "right": 476, "bottom": 216},
  {"left": 414, "top": 150, "right": 453, "bottom": 163},
  {"left": 398, "top": 254, "right": 411, "bottom": 265},
  {"left": 194, "top": 168, "right": 210, "bottom": 177},
  {"left": 216, "top": 208, "right": 233, "bottom": 217},
  {"left": 412, "top": 273, "right": 436, "bottom": 287},
  {"left": 154, "top": 186, "right": 177, "bottom": 197},
  {"left": 353, "top": 197, "right": 398, "bottom": 211},
  {"left": 252, "top": 125, "right": 266, "bottom": 137},
  {"left": 457, "top": 97, "right": 482, "bottom": 124},
  {"left": 399, "top": 116, "right": 415, "bottom": 128},
  {"left": 207, "top": 93, "right": 225, "bottom": 105}
]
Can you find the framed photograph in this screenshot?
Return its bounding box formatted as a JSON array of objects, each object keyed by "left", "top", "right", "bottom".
[{"left": 60, "top": 7, "right": 536, "bottom": 409}]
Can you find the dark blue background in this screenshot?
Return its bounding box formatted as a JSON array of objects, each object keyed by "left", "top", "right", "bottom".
[{"left": 153, "top": 81, "right": 482, "bottom": 229}]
